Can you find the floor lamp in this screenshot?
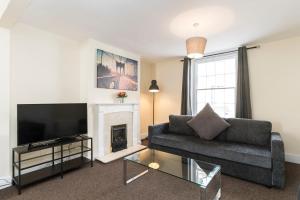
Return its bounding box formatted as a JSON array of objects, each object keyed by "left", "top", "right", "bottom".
[{"left": 149, "top": 80, "right": 159, "bottom": 125}]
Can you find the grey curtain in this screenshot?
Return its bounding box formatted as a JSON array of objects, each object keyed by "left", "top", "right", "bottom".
[
  {"left": 236, "top": 46, "right": 252, "bottom": 119},
  {"left": 181, "top": 57, "right": 192, "bottom": 115}
]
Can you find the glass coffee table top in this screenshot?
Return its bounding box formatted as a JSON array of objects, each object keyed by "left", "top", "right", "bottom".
[{"left": 124, "top": 148, "right": 221, "bottom": 189}]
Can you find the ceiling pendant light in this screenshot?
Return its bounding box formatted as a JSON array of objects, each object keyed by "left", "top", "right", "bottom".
[
  {"left": 186, "top": 36, "right": 207, "bottom": 59},
  {"left": 186, "top": 22, "right": 207, "bottom": 59}
]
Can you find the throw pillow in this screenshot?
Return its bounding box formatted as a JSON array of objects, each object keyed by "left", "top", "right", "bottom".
[
  {"left": 168, "top": 115, "right": 196, "bottom": 136},
  {"left": 187, "top": 103, "right": 230, "bottom": 140}
]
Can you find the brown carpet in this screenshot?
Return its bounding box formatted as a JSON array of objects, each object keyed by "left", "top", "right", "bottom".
[{"left": 0, "top": 160, "right": 299, "bottom": 200}]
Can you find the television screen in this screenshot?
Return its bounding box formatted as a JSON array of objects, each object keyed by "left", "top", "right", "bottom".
[{"left": 17, "top": 103, "right": 88, "bottom": 145}]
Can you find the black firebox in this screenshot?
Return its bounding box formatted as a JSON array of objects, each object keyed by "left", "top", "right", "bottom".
[{"left": 111, "top": 124, "right": 127, "bottom": 152}]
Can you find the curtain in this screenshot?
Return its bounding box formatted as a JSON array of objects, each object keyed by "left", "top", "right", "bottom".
[
  {"left": 181, "top": 57, "right": 193, "bottom": 115},
  {"left": 236, "top": 46, "right": 252, "bottom": 119}
]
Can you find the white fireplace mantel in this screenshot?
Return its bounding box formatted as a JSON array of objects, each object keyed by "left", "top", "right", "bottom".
[{"left": 94, "top": 103, "right": 146, "bottom": 163}]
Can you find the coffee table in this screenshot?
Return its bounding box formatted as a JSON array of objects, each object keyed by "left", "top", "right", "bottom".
[{"left": 124, "top": 148, "right": 221, "bottom": 200}]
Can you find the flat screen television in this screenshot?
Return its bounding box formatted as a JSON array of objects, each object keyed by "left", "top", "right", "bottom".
[{"left": 17, "top": 103, "right": 88, "bottom": 146}]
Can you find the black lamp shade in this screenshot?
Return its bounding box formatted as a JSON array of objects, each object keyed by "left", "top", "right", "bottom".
[{"left": 149, "top": 80, "right": 159, "bottom": 93}]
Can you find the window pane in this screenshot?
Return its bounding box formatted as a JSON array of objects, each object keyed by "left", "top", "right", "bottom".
[
  {"left": 224, "top": 103, "right": 235, "bottom": 118},
  {"left": 195, "top": 54, "right": 237, "bottom": 118},
  {"left": 206, "top": 76, "right": 215, "bottom": 88},
  {"left": 205, "top": 90, "right": 212, "bottom": 104},
  {"left": 198, "top": 64, "right": 206, "bottom": 77},
  {"left": 206, "top": 62, "right": 215, "bottom": 76},
  {"left": 213, "top": 103, "right": 225, "bottom": 117},
  {"left": 225, "top": 58, "right": 236, "bottom": 74},
  {"left": 215, "top": 60, "right": 224, "bottom": 75},
  {"left": 197, "top": 90, "right": 206, "bottom": 103},
  {"left": 198, "top": 77, "right": 206, "bottom": 89},
  {"left": 215, "top": 75, "right": 224, "bottom": 88},
  {"left": 225, "top": 74, "right": 235, "bottom": 87},
  {"left": 225, "top": 89, "right": 235, "bottom": 104},
  {"left": 214, "top": 89, "right": 225, "bottom": 104}
]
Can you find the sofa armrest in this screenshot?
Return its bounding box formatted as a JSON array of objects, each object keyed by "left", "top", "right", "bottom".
[
  {"left": 148, "top": 123, "right": 169, "bottom": 147},
  {"left": 271, "top": 132, "right": 285, "bottom": 188},
  {"left": 271, "top": 132, "right": 285, "bottom": 161}
]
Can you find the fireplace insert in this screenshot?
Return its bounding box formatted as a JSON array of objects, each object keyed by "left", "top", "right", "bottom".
[{"left": 111, "top": 124, "right": 127, "bottom": 152}]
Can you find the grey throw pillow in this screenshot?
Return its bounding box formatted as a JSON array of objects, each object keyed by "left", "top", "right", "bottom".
[
  {"left": 187, "top": 104, "right": 230, "bottom": 140},
  {"left": 169, "top": 115, "right": 196, "bottom": 136}
]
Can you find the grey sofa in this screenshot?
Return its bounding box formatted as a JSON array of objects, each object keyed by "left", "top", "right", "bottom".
[{"left": 148, "top": 117, "right": 285, "bottom": 188}]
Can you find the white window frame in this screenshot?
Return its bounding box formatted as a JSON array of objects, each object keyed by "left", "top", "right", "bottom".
[{"left": 192, "top": 52, "right": 238, "bottom": 117}]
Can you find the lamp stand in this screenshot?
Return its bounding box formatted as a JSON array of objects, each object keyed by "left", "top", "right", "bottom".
[{"left": 152, "top": 93, "right": 155, "bottom": 125}]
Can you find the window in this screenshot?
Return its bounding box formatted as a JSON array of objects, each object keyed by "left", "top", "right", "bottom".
[{"left": 193, "top": 53, "right": 237, "bottom": 118}]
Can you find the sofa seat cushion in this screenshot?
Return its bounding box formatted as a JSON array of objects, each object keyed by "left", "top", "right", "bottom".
[{"left": 152, "top": 133, "right": 272, "bottom": 169}]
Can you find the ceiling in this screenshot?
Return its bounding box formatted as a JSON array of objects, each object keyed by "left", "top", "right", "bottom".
[{"left": 14, "top": 0, "right": 300, "bottom": 60}]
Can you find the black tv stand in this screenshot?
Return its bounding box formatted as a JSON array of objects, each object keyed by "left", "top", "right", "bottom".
[{"left": 12, "top": 135, "right": 93, "bottom": 194}]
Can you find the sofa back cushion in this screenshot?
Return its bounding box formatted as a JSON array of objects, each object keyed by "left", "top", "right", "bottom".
[
  {"left": 216, "top": 118, "right": 272, "bottom": 146},
  {"left": 187, "top": 104, "right": 230, "bottom": 140},
  {"left": 168, "top": 115, "right": 196, "bottom": 136}
]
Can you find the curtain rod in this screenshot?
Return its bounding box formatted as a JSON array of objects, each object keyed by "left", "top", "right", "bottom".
[{"left": 181, "top": 45, "right": 260, "bottom": 61}]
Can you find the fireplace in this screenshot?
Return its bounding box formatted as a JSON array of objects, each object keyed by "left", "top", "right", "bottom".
[{"left": 111, "top": 124, "right": 127, "bottom": 152}]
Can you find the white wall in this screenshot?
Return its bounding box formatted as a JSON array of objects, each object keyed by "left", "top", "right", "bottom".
[
  {"left": 9, "top": 23, "right": 141, "bottom": 152},
  {"left": 0, "top": 27, "right": 10, "bottom": 179},
  {"left": 80, "top": 38, "right": 140, "bottom": 104},
  {"left": 140, "top": 60, "right": 155, "bottom": 138},
  {"left": 248, "top": 35, "right": 300, "bottom": 160},
  {"left": 10, "top": 23, "right": 81, "bottom": 148},
  {"left": 79, "top": 39, "right": 141, "bottom": 151},
  {"left": 154, "top": 59, "right": 183, "bottom": 124}
]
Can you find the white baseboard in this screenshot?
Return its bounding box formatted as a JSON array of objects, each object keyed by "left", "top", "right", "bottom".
[
  {"left": 285, "top": 153, "right": 300, "bottom": 164},
  {"left": 0, "top": 176, "right": 11, "bottom": 190},
  {"left": 141, "top": 132, "right": 148, "bottom": 140}
]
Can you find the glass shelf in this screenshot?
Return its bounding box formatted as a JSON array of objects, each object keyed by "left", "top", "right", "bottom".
[
  {"left": 12, "top": 136, "right": 93, "bottom": 194},
  {"left": 14, "top": 146, "right": 91, "bottom": 170}
]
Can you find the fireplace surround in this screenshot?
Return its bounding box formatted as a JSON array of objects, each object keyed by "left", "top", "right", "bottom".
[{"left": 95, "top": 103, "right": 146, "bottom": 163}]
